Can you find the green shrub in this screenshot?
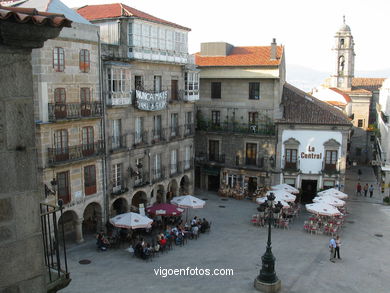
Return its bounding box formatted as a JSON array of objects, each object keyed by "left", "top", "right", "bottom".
[{"left": 384, "top": 196, "right": 390, "bottom": 204}]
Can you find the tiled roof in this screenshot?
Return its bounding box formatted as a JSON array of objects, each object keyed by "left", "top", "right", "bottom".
[
  {"left": 343, "top": 88, "right": 372, "bottom": 95},
  {"left": 0, "top": 4, "right": 72, "bottom": 27},
  {"left": 77, "top": 3, "right": 190, "bottom": 31},
  {"left": 280, "top": 83, "right": 351, "bottom": 126},
  {"left": 352, "top": 77, "right": 385, "bottom": 91},
  {"left": 195, "top": 46, "right": 283, "bottom": 67}
]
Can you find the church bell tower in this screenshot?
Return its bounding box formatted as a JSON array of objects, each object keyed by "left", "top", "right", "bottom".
[{"left": 330, "top": 16, "right": 355, "bottom": 89}]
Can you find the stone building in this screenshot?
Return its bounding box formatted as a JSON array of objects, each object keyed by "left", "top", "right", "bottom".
[
  {"left": 194, "top": 40, "right": 285, "bottom": 192},
  {"left": 78, "top": 3, "right": 198, "bottom": 216},
  {"left": 5, "top": 0, "right": 104, "bottom": 243},
  {"left": 0, "top": 5, "right": 71, "bottom": 292},
  {"left": 275, "top": 84, "right": 351, "bottom": 202},
  {"left": 312, "top": 17, "right": 385, "bottom": 164}
]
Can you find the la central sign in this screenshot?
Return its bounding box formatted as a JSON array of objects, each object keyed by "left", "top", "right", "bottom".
[{"left": 301, "top": 146, "right": 322, "bottom": 159}]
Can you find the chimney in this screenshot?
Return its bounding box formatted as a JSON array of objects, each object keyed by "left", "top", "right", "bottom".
[{"left": 270, "top": 38, "right": 277, "bottom": 60}]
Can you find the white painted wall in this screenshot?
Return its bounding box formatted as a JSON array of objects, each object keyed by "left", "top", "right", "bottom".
[{"left": 281, "top": 130, "right": 342, "bottom": 173}]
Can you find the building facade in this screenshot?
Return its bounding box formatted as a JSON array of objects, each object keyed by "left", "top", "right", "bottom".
[
  {"left": 194, "top": 40, "right": 285, "bottom": 192},
  {"left": 78, "top": 3, "right": 198, "bottom": 218},
  {"left": 312, "top": 18, "right": 385, "bottom": 164},
  {"left": 275, "top": 84, "right": 351, "bottom": 202},
  {"left": 7, "top": 0, "right": 104, "bottom": 243}
]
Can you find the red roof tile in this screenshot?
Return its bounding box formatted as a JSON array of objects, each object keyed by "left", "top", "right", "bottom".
[
  {"left": 352, "top": 77, "right": 385, "bottom": 91},
  {"left": 0, "top": 4, "right": 72, "bottom": 27},
  {"left": 194, "top": 46, "right": 283, "bottom": 67},
  {"left": 77, "top": 3, "right": 190, "bottom": 31},
  {"left": 329, "top": 88, "right": 352, "bottom": 103}
]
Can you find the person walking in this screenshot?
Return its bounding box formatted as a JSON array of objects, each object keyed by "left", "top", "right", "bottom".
[
  {"left": 363, "top": 184, "right": 368, "bottom": 197},
  {"left": 369, "top": 184, "right": 374, "bottom": 198},
  {"left": 356, "top": 182, "right": 362, "bottom": 196},
  {"left": 334, "top": 235, "right": 341, "bottom": 260},
  {"left": 358, "top": 169, "right": 362, "bottom": 180},
  {"left": 329, "top": 237, "right": 336, "bottom": 262}
]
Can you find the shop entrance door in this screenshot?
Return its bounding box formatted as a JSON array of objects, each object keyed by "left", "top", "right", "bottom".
[
  {"left": 301, "top": 180, "right": 318, "bottom": 203},
  {"left": 208, "top": 175, "right": 220, "bottom": 191}
]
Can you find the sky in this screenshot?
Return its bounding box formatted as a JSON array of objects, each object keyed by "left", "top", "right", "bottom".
[{"left": 62, "top": 0, "right": 390, "bottom": 75}]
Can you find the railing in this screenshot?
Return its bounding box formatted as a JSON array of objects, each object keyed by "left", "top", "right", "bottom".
[
  {"left": 170, "top": 125, "right": 181, "bottom": 139},
  {"left": 133, "top": 131, "right": 149, "bottom": 147},
  {"left": 322, "top": 160, "right": 339, "bottom": 174},
  {"left": 106, "top": 91, "right": 132, "bottom": 106},
  {"left": 283, "top": 159, "right": 300, "bottom": 171},
  {"left": 184, "top": 124, "right": 195, "bottom": 137},
  {"left": 151, "top": 167, "right": 166, "bottom": 183},
  {"left": 170, "top": 162, "right": 182, "bottom": 177},
  {"left": 197, "top": 121, "right": 275, "bottom": 136},
  {"left": 40, "top": 201, "right": 70, "bottom": 291},
  {"left": 48, "top": 102, "right": 102, "bottom": 122},
  {"left": 183, "top": 159, "right": 194, "bottom": 171},
  {"left": 151, "top": 128, "right": 167, "bottom": 144},
  {"left": 48, "top": 141, "right": 104, "bottom": 165},
  {"left": 109, "top": 135, "right": 127, "bottom": 151},
  {"left": 133, "top": 172, "right": 150, "bottom": 188},
  {"left": 111, "top": 181, "right": 129, "bottom": 196},
  {"left": 209, "top": 153, "right": 225, "bottom": 164}
]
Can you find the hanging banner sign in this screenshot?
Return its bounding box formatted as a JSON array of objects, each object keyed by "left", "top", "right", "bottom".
[{"left": 136, "top": 90, "right": 167, "bottom": 111}]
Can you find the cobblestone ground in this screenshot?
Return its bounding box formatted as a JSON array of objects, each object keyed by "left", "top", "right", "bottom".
[{"left": 62, "top": 166, "right": 390, "bottom": 293}]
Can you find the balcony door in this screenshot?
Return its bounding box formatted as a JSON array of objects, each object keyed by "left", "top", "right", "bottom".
[
  {"left": 209, "top": 140, "right": 219, "bottom": 161},
  {"left": 171, "top": 113, "right": 178, "bottom": 137},
  {"left": 153, "top": 115, "right": 162, "bottom": 140},
  {"left": 54, "top": 88, "right": 66, "bottom": 119},
  {"left": 112, "top": 119, "right": 122, "bottom": 149},
  {"left": 325, "top": 150, "right": 338, "bottom": 170},
  {"left": 135, "top": 117, "right": 143, "bottom": 144},
  {"left": 285, "top": 149, "right": 297, "bottom": 169},
  {"left": 54, "top": 129, "right": 69, "bottom": 161},
  {"left": 154, "top": 153, "right": 161, "bottom": 179},
  {"left": 80, "top": 88, "right": 91, "bottom": 117},
  {"left": 246, "top": 143, "right": 257, "bottom": 166},
  {"left": 171, "top": 79, "right": 178, "bottom": 100},
  {"left": 82, "top": 126, "right": 94, "bottom": 156},
  {"left": 171, "top": 149, "right": 178, "bottom": 174},
  {"left": 57, "top": 171, "right": 70, "bottom": 204}
]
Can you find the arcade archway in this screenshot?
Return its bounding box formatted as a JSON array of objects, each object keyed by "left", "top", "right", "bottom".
[
  {"left": 167, "top": 179, "right": 178, "bottom": 201},
  {"left": 82, "top": 202, "right": 102, "bottom": 235},
  {"left": 58, "top": 210, "right": 79, "bottom": 243},
  {"left": 179, "top": 175, "right": 190, "bottom": 195},
  {"left": 131, "top": 191, "right": 147, "bottom": 211},
  {"left": 112, "top": 197, "right": 128, "bottom": 215}
]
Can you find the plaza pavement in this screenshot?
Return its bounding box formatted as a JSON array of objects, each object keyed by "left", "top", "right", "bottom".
[{"left": 62, "top": 166, "right": 390, "bottom": 293}]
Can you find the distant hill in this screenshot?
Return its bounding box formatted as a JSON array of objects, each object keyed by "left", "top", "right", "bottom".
[{"left": 286, "top": 64, "right": 390, "bottom": 93}]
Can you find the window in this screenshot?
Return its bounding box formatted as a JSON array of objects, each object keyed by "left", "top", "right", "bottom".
[
  {"left": 248, "top": 112, "right": 258, "bottom": 125},
  {"left": 249, "top": 82, "right": 260, "bottom": 100},
  {"left": 79, "top": 49, "right": 90, "bottom": 73},
  {"left": 211, "top": 111, "right": 220, "bottom": 126},
  {"left": 284, "top": 178, "right": 296, "bottom": 187},
  {"left": 54, "top": 88, "right": 66, "bottom": 118},
  {"left": 153, "top": 115, "right": 162, "bottom": 140},
  {"left": 135, "top": 117, "right": 143, "bottom": 144},
  {"left": 171, "top": 113, "right": 178, "bottom": 137},
  {"left": 54, "top": 129, "right": 68, "bottom": 161},
  {"left": 82, "top": 126, "right": 94, "bottom": 155},
  {"left": 357, "top": 119, "right": 364, "bottom": 128},
  {"left": 185, "top": 112, "right": 193, "bottom": 134},
  {"left": 108, "top": 68, "right": 130, "bottom": 93},
  {"left": 112, "top": 164, "right": 122, "bottom": 192},
  {"left": 171, "top": 79, "right": 178, "bottom": 100},
  {"left": 135, "top": 75, "right": 143, "bottom": 90},
  {"left": 323, "top": 180, "right": 335, "bottom": 189},
  {"left": 185, "top": 146, "right": 191, "bottom": 169},
  {"left": 84, "top": 165, "right": 96, "bottom": 195},
  {"left": 209, "top": 140, "right": 219, "bottom": 161},
  {"left": 53, "top": 47, "right": 65, "bottom": 72},
  {"left": 185, "top": 72, "right": 199, "bottom": 96},
  {"left": 211, "top": 82, "right": 221, "bottom": 99},
  {"left": 171, "top": 149, "right": 178, "bottom": 174},
  {"left": 325, "top": 150, "right": 338, "bottom": 170},
  {"left": 112, "top": 119, "right": 122, "bottom": 149},
  {"left": 154, "top": 76, "right": 162, "bottom": 92},
  {"left": 154, "top": 153, "right": 161, "bottom": 179},
  {"left": 57, "top": 171, "right": 70, "bottom": 204},
  {"left": 80, "top": 88, "right": 91, "bottom": 116},
  {"left": 246, "top": 143, "right": 257, "bottom": 165},
  {"left": 285, "top": 149, "right": 298, "bottom": 169}
]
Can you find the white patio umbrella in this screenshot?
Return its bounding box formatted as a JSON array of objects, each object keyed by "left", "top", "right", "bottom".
[
  {"left": 317, "top": 188, "right": 348, "bottom": 199},
  {"left": 313, "top": 196, "right": 345, "bottom": 207},
  {"left": 171, "top": 195, "right": 206, "bottom": 209},
  {"left": 265, "top": 189, "right": 296, "bottom": 202},
  {"left": 271, "top": 183, "right": 299, "bottom": 194},
  {"left": 305, "top": 203, "right": 342, "bottom": 217},
  {"left": 256, "top": 197, "right": 290, "bottom": 208},
  {"left": 110, "top": 212, "right": 153, "bottom": 229}
]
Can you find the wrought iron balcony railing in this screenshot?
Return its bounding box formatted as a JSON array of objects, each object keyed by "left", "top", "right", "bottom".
[
  {"left": 283, "top": 160, "right": 300, "bottom": 172},
  {"left": 209, "top": 153, "right": 225, "bottom": 164},
  {"left": 133, "top": 172, "right": 150, "bottom": 188},
  {"left": 170, "top": 162, "right": 182, "bottom": 177},
  {"left": 184, "top": 124, "right": 195, "bottom": 137},
  {"left": 183, "top": 159, "right": 194, "bottom": 171},
  {"left": 133, "top": 130, "right": 149, "bottom": 147},
  {"left": 48, "top": 141, "right": 104, "bottom": 165},
  {"left": 111, "top": 181, "right": 129, "bottom": 196},
  {"left": 170, "top": 125, "right": 181, "bottom": 139},
  {"left": 151, "top": 167, "right": 166, "bottom": 183},
  {"left": 197, "top": 121, "right": 275, "bottom": 136},
  {"left": 48, "top": 102, "right": 102, "bottom": 122},
  {"left": 151, "top": 128, "right": 167, "bottom": 144},
  {"left": 109, "top": 135, "right": 127, "bottom": 151}
]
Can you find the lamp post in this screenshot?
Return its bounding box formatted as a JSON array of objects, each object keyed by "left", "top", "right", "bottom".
[{"left": 254, "top": 192, "right": 281, "bottom": 292}]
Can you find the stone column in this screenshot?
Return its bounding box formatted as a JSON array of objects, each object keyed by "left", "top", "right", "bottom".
[{"left": 75, "top": 218, "right": 84, "bottom": 243}]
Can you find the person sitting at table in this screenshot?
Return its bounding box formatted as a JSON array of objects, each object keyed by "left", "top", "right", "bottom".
[
  {"left": 134, "top": 240, "right": 143, "bottom": 258},
  {"left": 142, "top": 243, "right": 152, "bottom": 260},
  {"left": 191, "top": 224, "right": 199, "bottom": 238},
  {"left": 96, "top": 231, "right": 109, "bottom": 251},
  {"left": 200, "top": 218, "right": 209, "bottom": 233},
  {"left": 191, "top": 216, "right": 198, "bottom": 227}
]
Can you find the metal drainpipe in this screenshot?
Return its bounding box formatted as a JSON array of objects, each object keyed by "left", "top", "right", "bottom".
[{"left": 97, "top": 30, "right": 108, "bottom": 231}]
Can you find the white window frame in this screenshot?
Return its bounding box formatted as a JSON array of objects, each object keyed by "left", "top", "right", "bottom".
[{"left": 112, "top": 163, "right": 122, "bottom": 192}]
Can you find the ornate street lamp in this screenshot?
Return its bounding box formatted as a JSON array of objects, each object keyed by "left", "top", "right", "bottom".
[{"left": 254, "top": 192, "right": 281, "bottom": 292}]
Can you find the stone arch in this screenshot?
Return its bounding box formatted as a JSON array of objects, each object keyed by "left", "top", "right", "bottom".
[
  {"left": 131, "top": 190, "right": 148, "bottom": 212},
  {"left": 166, "top": 179, "right": 178, "bottom": 201},
  {"left": 58, "top": 210, "right": 79, "bottom": 243},
  {"left": 82, "top": 202, "right": 102, "bottom": 235},
  {"left": 112, "top": 197, "right": 128, "bottom": 216},
  {"left": 179, "top": 175, "right": 190, "bottom": 195},
  {"left": 154, "top": 184, "right": 165, "bottom": 203}
]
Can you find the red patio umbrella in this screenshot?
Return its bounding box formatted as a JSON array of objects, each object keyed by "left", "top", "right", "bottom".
[{"left": 146, "top": 203, "right": 184, "bottom": 216}]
